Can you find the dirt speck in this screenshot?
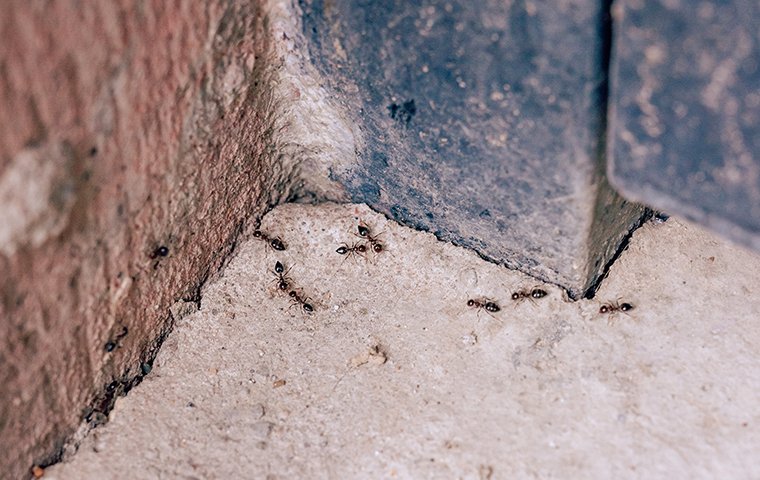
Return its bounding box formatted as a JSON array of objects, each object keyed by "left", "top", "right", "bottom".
[
  {"left": 478, "top": 464, "right": 494, "bottom": 479},
  {"left": 350, "top": 344, "right": 388, "bottom": 367}
]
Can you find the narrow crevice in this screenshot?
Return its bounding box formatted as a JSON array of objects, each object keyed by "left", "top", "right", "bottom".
[
  {"left": 35, "top": 309, "right": 179, "bottom": 472},
  {"left": 583, "top": 208, "right": 654, "bottom": 299},
  {"left": 593, "top": 0, "right": 613, "bottom": 171},
  {"left": 598, "top": 0, "right": 614, "bottom": 125},
  {"left": 580, "top": 0, "right": 652, "bottom": 300}
]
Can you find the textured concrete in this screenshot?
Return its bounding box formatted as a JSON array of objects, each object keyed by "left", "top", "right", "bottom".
[
  {"left": 609, "top": 0, "right": 760, "bottom": 250},
  {"left": 44, "top": 203, "right": 760, "bottom": 479},
  {"left": 298, "top": 0, "right": 647, "bottom": 298},
  {"left": 0, "top": 2, "right": 319, "bottom": 477}
]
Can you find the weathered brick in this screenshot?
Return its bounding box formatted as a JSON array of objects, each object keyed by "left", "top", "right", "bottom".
[{"left": 0, "top": 1, "right": 302, "bottom": 476}]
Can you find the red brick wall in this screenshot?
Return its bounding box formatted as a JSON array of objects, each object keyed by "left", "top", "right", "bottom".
[{"left": 0, "top": 1, "right": 295, "bottom": 476}]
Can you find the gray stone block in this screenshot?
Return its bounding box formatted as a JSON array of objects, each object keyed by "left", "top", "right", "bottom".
[
  {"left": 609, "top": 0, "right": 760, "bottom": 250},
  {"left": 299, "top": 0, "right": 646, "bottom": 298}
]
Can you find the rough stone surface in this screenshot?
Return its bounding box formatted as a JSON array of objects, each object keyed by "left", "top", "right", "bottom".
[
  {"left": 608, "top": 0, "right": 760, "bottom": 250},
  {"left": 298, "top": 0, "right": 646, "bottom": 297},
  {"left": 0, "top": 2, "right": 314, "bottom": 477},
  {"left": 45, "top": 203, "right": 760, "bottom": 479}
]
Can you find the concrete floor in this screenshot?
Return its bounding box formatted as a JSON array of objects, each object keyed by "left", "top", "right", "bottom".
[{"left": 45, "top": 203, "right": 760, "bottom": 479}]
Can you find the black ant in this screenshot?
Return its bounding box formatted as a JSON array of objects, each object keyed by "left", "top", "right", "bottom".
[
  {"left": 336, "top": 242, "right": 368, "bottom": 260},
  {"left": 253, "top": 230, "right": 286, "bottom": 251},
  {"left": 150, "top": 245, "right": 169, "bottom": 259},
  {"left": 104, "top": 325, "right": 129, "bottom": 352},
  {"left": 599, "top": 301, "right": 634, "bottom": 315},
  {"left": 288, "top": 290, "right": 314, "bottom": 313},
  {"left": 467, "top": 298, "right": 501, "bottom": 314},
  {"left": 356, "top": 220, "right": 384, "bottom": 254},
  {"left": 273, "top": 261, "right": 292, "bottom": 292},
  {"left": 511, "top": 287, "right": 548, "bottom": 303}
]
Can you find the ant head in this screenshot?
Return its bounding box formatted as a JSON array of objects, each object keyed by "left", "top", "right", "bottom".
[
  {"left": 372, "top": 243, "right": 383, "bottom": 253},
  {"left": 599, "top": 305, "right": 609, "bottom": 314},
  {"left": 467, "top": 299, "right": 476, "bottom": 307},
  {"left": 253, "top": 230, "right": 262, "bottom": 238},
  {"left": 356, "top": 244, "right": 367, "bottom": 253},
  {"left": 511, "top": 292, "right": 520, "bottom": 300},
  {"left": 278, "top": 280, "right": 289, "bottom": 290},
  {"left": 289, "top": 291, "right": 298, "bottom": 298}
]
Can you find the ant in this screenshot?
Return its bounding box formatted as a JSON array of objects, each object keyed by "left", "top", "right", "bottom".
[
  {"left": 253, "top": 230, "right": 286, "bottom": 251},
  {"left": 288, "top": 290, "right": 314, "bottom": 314},
  {"left": 336, "top": 242, "right": 368, "bottom": 260},
  {"left": 511, "top": 287, "right": 548, "bottom": 303},
  {"left": 104, "top": 325, "right": 129, "bottom": 352},
  {"left": 599, "top": 301, "right": 634, "bottom": 315},
  {"left": 149, "top": 245, "right": 169, "bottom": 259},
  {"left": 356, "top": 220, "right": 384, "bottom": 254},
  {"left": 467, "top": 298, "right": 501, "bottom": 314},
  {"left": 273, "top": 261, "right": 292, "bottom": 292}
]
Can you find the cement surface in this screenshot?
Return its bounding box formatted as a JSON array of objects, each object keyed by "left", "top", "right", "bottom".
[{"left": 45, "top": 203, "right": 760, "bottom": 479}]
